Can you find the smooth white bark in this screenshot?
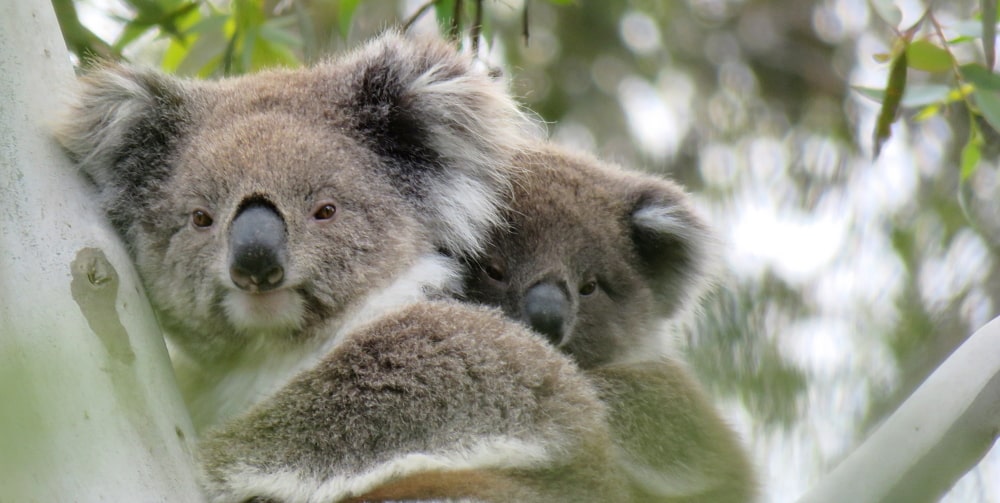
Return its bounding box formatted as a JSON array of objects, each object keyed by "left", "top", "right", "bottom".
[
  {"left": 798, "top": 316, "right": 1000, "bottom": 503},
  {"left": 0, "top": 2, "right": 204, "bottom": 501}
]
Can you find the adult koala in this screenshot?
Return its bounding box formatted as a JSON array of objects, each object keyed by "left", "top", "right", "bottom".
[
  {"left": 461, "top": 143, "right": 757, "bottom": 502},
  {"left": 57, "top": 32, "right": 627, "bottom": 502}
]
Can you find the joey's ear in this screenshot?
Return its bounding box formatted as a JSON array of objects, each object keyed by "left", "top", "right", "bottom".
[
  {"left": 343, "top": 30, "right": 534, "bottom": 256},
  {"left": 630, "top": 181, "right": 718, "bottom": 317},
  {"left": 56, "top": 64, "right": 189, "bottom": 199}
]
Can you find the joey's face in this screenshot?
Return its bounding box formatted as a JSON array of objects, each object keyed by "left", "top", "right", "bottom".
[
  {"left": 135, "top": 113, "right": 422, "bottom": 354},
  {"left": 462, "top": 206, "right": 656, "bottom": 369}
]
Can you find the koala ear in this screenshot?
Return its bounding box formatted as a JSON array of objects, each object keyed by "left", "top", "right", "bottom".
[
  {"left": 342, "top": 30, "right": 533, "bottom": 256},
  {"left": 56, "top": 64, "right": 188, "bottom": 201},
  {"left": 630, "top": 182, "right": 718, "bottom": 317}
]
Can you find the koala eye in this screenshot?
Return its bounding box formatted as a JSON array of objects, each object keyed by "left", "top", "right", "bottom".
[
  {"left": 579, "top": 280, "right": 598, "bottom": 296},
  {"left": 191, "top": 209, "right": 214, "bottom": 229},
  {"left": 483, "top": 262, "right": 506, "bottom": 282},
  {"left": 312, "top": 202, "right": 337, "bottom": 221}
]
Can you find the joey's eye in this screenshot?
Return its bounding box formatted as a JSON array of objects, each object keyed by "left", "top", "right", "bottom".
[
  {"left": 313, "top": 202, "right": 337, "bottom": 221},
  {"left": 191, "top": 209, "right": 214, "bottom": 228},
  {"left": 579, "top": 280, "right": 597, "bottom": 296},
  {"left": 483, "top": 262, "right": 506, "bottom": 282}
]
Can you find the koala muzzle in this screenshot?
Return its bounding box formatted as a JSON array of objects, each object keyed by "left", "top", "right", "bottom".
[
  {"left": 229, "top": 202, "right": 287, "bottom": 292},
  {"left": 523, "top": 281, "right": 570, "bottom": 346}
]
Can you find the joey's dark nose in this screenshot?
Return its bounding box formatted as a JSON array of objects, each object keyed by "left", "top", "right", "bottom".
[
  {"left": 229, "top": 202, "right": 286, "bottom": 292},
  {"left": 523, "top": 281, "right": 570, "bottom": 346}
]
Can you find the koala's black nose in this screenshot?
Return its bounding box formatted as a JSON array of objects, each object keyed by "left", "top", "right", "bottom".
[
  {"left": 229, "top": 202, "right": 287, "bottom": 292},
  {"left": 522, "top": 281, "right": 570, "bottom": 346}
]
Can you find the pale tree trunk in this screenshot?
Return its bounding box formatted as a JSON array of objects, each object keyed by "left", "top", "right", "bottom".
[
  {"left": 0, "top": 1, "right": 204, "bottom": 501},
  {"left": 798, "top": 316, "right": 1000, "bottom": 503}
]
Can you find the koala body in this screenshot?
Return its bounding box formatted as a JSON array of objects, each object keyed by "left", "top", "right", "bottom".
[
  {"left": 461, "top": 144, "right": 756, "bottom": 502},
  {"left": 58, "top": 32, "right": 638, "bottom": 501}
]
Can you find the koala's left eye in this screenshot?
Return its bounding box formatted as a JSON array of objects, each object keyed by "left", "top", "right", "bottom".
[
  {"left": 579, "top": 280, "right": 598, "bottom": 296},
  {"left": 312, "top": 202, "right": 337, "bottom": 221},
  {"left": 191, "top": 209, "right": 214, "bottom": 228}
]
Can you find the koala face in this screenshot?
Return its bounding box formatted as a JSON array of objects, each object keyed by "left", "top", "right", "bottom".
[
  {"left": 462, "top": 145, "right": 716, "bottom": 368},
  {"left": 58, "top": 32, "right": 531, "bottom": 428},
  {"left": 133, "top": 108, "right": 425, "bottom": 355}
]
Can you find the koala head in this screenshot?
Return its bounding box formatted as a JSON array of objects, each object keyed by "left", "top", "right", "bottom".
[
  {"left": 461, "top": 144, "right": 716, "bottom": 368},
  {"left": 57, "top": 32, "right": 529, "bottom": 363}
]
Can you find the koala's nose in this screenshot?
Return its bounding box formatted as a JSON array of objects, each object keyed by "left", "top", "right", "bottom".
[
  {"left": 229, "top": 202, "right": 287, "bottom": 292},
  {"left": 522, "top": 281, "right": 570, "bottom": 346}
]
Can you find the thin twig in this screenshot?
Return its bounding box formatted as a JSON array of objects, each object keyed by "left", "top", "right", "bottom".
[
  {"left": 471, "top": 0, "right": 483, "bottom": 54},
  {"left": 522, "top": 0, "right": 530, "bottom": 46},
  {"left": 402, "top": 0, "right": 437, "bottom": 32},
  {"left": 448, "top": 0, "right": 464, "bottom": 42}
]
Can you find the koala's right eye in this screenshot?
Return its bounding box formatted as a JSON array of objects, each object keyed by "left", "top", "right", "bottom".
[
  {"left": 312, "top": 202, "right": 337, "bottom": 221},
  {"left": 191, "top": 209, "right": 214, "bottom": 228},
  {"left": 483, "top": 262, "right": 506, "bottom": 282}
]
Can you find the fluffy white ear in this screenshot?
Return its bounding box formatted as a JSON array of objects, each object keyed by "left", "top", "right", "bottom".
[
  {"left": 630, "top": 183, "right": 719, "bottom": 317},
  {"left": 341, "top": 30, "right": 536, "bottom": 256},
  {"left": 55, "top": 65, "right": 192, "bottom": 235},
  {"left": 55, "top": 65, "right": 188, "bottom": 190}
]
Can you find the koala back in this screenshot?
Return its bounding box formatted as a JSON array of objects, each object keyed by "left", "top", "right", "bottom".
[
  {"left": 462, "top": 143, "right": 717, "bottom": 368},
  {"left": 56, "top": 31, "right": 532, "bottom": 430}
]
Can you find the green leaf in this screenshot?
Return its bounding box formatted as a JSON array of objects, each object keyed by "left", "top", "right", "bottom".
[
  {"left": 973, "top": 87, "right": 1000, "bottom": 133},
  {"left": 250, "top": 37, "right": 300, "bottom": 71},
  {"left": 899, "top": 84, "right": 951, "bottom": 107},
  {"left": 338, "top": 0, "right": 361, "bottom": 36},
  {"left": 113, "top": 22, "right": 154, "bottom": 51},
  {"left": 960, "top": 137, "right": 982, "bottom": 180},
  {"left": 906, "top": 40, "right": 952, "bottom": 73},
  {"left": 873, "top": 48, "right": 907, "bottom": 158},
  {"left": 960, "top": 63, "right": 1000, "bottom": 90},
  {"left": 260, "top": 17, "right": 302, "bottom": 48},
  {"left": 165, "top": 14, "right": 230, "bottom": 75},
  {"left": 852, "top": 84, "right": 949, "bottom": 108},
  {"left": 870, "top": 0, "right": 902, "bottom": 27},
  {"left": 435, "top": 0, "right": 457, "bottom": 27},
  {"left": 913, "top": 104, "right": 940, "bottom": 121},
  {"left": 853, "top": 86, "right": 886, "bottom": 102}
]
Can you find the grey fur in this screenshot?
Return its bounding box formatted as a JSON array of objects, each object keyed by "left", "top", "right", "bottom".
[
  {"left": 200, "top": 302, "right": 628, "bottom": 502},
  {"left": 460, "top": 143, "right": 757, "bottom": 502}
]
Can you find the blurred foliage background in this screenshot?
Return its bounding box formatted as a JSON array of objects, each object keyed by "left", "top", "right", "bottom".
[{"left": 55, "top": 0, "right": 1000, "bottom": 500}]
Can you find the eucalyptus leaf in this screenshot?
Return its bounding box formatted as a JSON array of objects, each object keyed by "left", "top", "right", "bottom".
[
  {"left": 852, "top": 84, "right": 950, "bottom": 108},
  {"left": 985, "top": 0, "right": 997, "bottom": 69},
  {"left": 339, "top": 0, "right": 361, "bottom": 36},
  {"left": 960, "top": 137, "right": 982, "bottom": 180},
  {"left": 973, "top": 87, "right": 1000, "bottom": 133},
  {"left": 906, "top": 40, "right": 952, "bottom": 73},
  {"left": 873, "top": 49, "right": 907, "bottom": 158},
  {"left": 961, "top": 63, "right": 1000, "bottom": 90}
]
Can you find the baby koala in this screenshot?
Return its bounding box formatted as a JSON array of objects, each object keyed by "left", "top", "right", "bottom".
[
  {"left": 461, "top": 143, "right": 757, "bottom": 502},
  {"left": 461, "top": 144, "right": 715, "bottom": 368}
]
